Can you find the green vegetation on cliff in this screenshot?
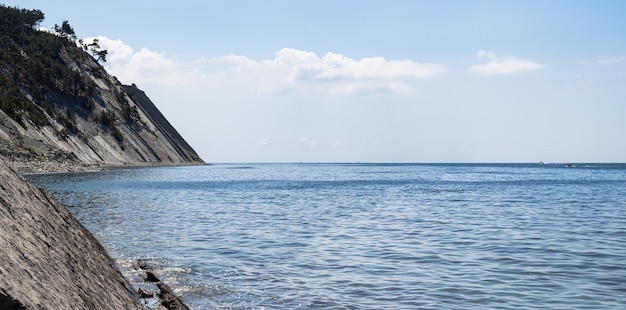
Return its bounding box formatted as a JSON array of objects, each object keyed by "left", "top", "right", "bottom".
[
  {"left": 0, "top": 5, "right": 203, "bottom": 170},
  {"left": 0, "top": 5, "right": 97, "bottom": 128}
]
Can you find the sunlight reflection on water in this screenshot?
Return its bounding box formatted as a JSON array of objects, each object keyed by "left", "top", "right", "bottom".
[{"left": 28, "top": 163, "right": 626, "bottom": 309}]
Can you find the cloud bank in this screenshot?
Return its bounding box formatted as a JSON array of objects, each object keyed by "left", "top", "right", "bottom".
[
  {"left": 220, "top": 48, "right": 446, "bottom": 94},
  {"left": 89, "top": 36, "right": 445, "bottom": 95},
  {"left": 84, "top": 36, "right": 205, "bottom": 87},
  {"left": 91, "top": 38, "right": 549, "bottom": 95},
  {"left": 468, "top": 50, "right": 544, "bottom": 75}
]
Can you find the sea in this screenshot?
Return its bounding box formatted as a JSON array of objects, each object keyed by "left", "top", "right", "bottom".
[{"left": 27, "top": 163, "right": 626, "bottom": 309}]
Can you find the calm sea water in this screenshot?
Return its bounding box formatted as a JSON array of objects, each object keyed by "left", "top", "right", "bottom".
[{"left": 27, "top": 163, "right": 626, "bottom": 309}]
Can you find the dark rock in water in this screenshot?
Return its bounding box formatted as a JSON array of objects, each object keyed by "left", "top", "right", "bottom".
[
  {"left": 157, "top": 282, "right": 190, "bottom": 310},
  {"left": 135, "top": 259, "right": 191, "bottom": 308},
  {"left": 137, "top": 259, "right": 161, "bottom": 282},
  {"left": 137, "top": 259, "right": 151, "bottom": 270},
  {"left": 137, "top": 287, "right": 154, "bottom": 298},
  {"left": 145, "top": 271, "right": 161, "bottom": 283}
]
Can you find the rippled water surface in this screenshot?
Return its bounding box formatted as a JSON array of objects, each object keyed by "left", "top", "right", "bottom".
[{"left": 28, "top": 163, "right": 626, "bottom": 309}]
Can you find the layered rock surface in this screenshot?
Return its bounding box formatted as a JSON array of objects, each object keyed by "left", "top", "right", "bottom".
[
  {"left": 0, "top": 159, "right": 142, "bottom": 309},
  {"left": 0, "top": 67, "right": 204, "bottom": 172},
  {"left": 0, "top": 6, "right": 202, "bottom": 308},
  {"left": 0, "top": 5, "right": 204, "bottom": 172}
]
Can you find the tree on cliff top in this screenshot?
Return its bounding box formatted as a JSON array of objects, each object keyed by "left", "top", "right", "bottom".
[
  {"left": 85, "top": 38, "right": 108, "bottom": 62},
  {"left": 0, "top": 4, "right": 44, "bottom": 32},
  {"left": 54, "top": 20, "right": 76, "bottom": 41},
  {"left": 0, "top": 5, "right": 96, "bottom": 128}
]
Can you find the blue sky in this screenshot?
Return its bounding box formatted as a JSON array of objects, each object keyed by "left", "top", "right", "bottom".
[{"left": 5, "top": 1, "right": 626, "bottom": 162}]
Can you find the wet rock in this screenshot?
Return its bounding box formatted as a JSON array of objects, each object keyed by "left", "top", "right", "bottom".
[
  {"left": 157, "top": 282, "right": 190, "bottom": 310},
  {"left": 136, "top": 259, "right": 151, "bottom": 270},
  {"left": 135, "top": 259, "right": 191, "bottom": 309},
  {"left": 145, "top": 271, "right": 161, "bottom": 283},
  {"left": 137, "top": 287, "right": 154, "bottom": 298}
]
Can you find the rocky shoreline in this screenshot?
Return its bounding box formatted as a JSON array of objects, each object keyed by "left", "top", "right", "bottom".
[
  {"left": 135, "top": 260, "right": 190, "bottom": 310},
  {"left": 7, "top": 152, "right": 206, "bottom": 175},
  {"left": 0, "top": 157, "right": 192, "bottom": 309},
  {"left": 7, "top": 157, "right": 101, "bottom": 174},
  {"left": 1, "top": 6, "right": 204, "bottom": 307}
]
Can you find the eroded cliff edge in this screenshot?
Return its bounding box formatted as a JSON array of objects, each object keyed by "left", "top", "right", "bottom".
[
  {"left": 0, "top": 160, "right": 142, "bottom": 309},
  {"left": 1, "top": 5, "right": 204, "bottom": 173}
]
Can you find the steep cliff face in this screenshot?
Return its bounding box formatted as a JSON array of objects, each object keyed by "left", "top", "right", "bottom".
[
  {"left": 0, "top": 160, "right": 142, "bottom": 309},
  {"left": 0, "top": 5, "right": 204, "bottom": 172},
  {"left": 122, "top": 84, "right": 203, "bottom": 164},
  {"left": 0, "top": 6, "right": 198, "bottom": 309}
]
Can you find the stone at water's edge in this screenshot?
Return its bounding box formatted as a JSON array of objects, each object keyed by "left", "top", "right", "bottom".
[
  {"left": 157, "top": 282, "right": 190, "bottom": 310},
  {"left": 0, "top": 159, "right": 142, "bottom": 310}
]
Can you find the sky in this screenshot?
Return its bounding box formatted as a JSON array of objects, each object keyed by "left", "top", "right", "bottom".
[{"left": 5, "top": 1, "right": 626, "bottom": 162}]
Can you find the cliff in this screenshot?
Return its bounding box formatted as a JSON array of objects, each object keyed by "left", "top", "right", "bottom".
[
  {"left": 0, "top": 5, "right": 201, "bottom": 309},
  {"left": 122, "top": 84, "right": 201, "bottom": 164},
  {"left": 0, "top": 5, "right": 204, "bottom": 173},
  {"left": 0, "top": 160, "right": 142, "bottom": 309}
]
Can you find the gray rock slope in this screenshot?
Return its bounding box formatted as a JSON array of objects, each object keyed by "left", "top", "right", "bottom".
[
  {"left": 0, "top": 57, "right": 205, "bottom": 170},
  {"left": 122, "top": 84, "right": 201, "bottom": 164},
  {"left": 0, "top": 159, "right": 142, "bottom": 309}
]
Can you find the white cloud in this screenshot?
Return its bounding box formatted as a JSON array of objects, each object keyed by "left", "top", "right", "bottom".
[
  {"left": 219, "top": 48, "right": 446, "bottom": 95},
  {"left": 468, "top": 50, "right": 544, "bottom": 75},
  {"left": 86, "top": 36, "right": 445, "bottom": 95},
  {"left": 84, "top": 36, "right": 206, "bottom": 87},
  {"left": 257, "top": 136, "right": 272, "bottom": 146}
]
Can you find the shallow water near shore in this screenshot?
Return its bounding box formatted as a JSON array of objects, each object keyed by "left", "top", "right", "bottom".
[{"left": 28, "top": 163, "right": 626, "bottom": 309}]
